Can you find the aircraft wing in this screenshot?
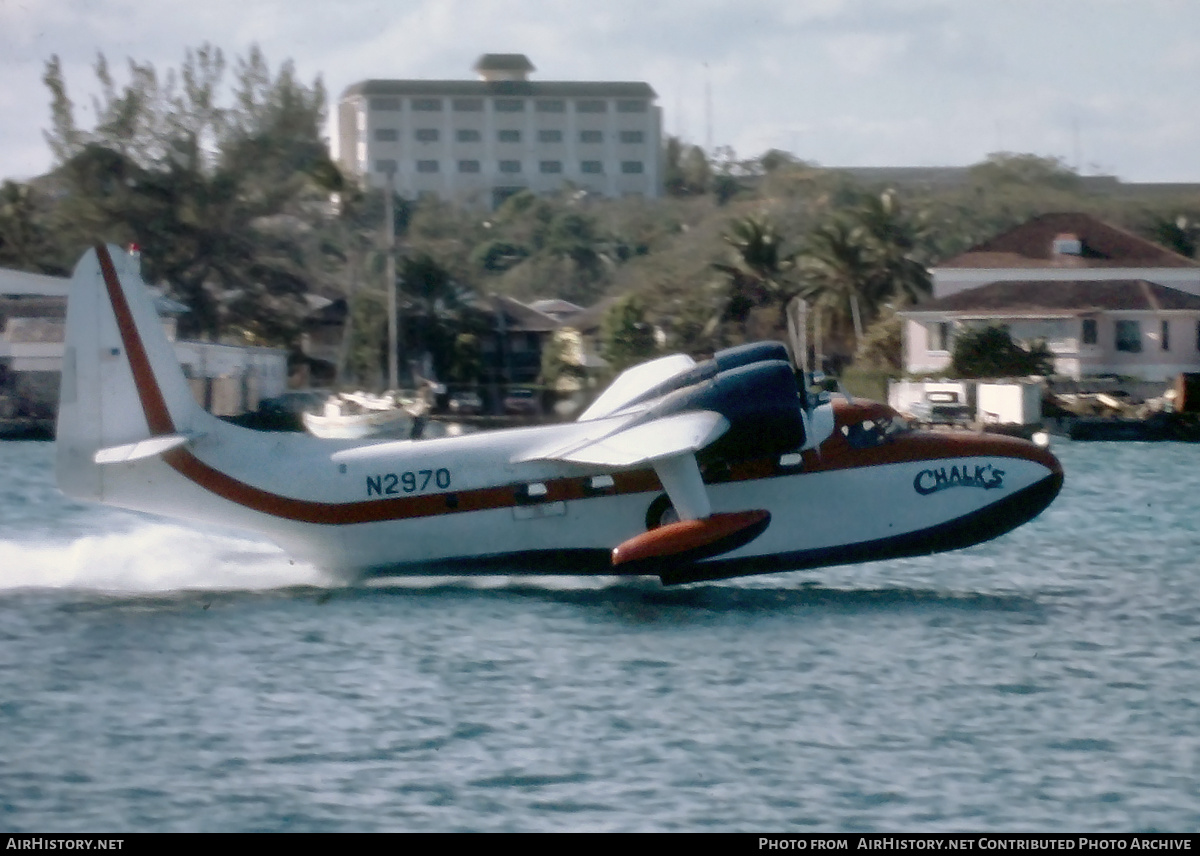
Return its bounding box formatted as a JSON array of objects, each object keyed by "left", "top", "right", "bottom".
[
  {"left": 577, "top": 353, "right": 697, "bottom": 421},
  {"left": 514, "top": 410, "right": 729, "bottom": 468}
]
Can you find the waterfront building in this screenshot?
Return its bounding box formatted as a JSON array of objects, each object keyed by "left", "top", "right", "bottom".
[
  {"left": 336, "top": 54, "right": 662, "bottom": 207},
  {"left": 901, "top": 213, "right": 1200, "bottom": 380},
  {"left": 0, "top": 264, "right": 287, "bottom": 434}
]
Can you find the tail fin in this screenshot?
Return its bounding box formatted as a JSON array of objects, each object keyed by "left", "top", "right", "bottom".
[{"left": 56, "top": 244, "right": 207, "bottom": 500}]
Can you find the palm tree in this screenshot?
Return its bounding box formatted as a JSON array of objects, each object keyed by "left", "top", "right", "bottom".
[
  {"left": 396, "top": 253, "right": 478, "bottom": 383},
  {"left": 853, "top": 189, "right": 932, "bottom": 305},
  {"left": 797, "top": 191, "right": 932, "bottom": 362},
  {"left": 711, "top": 213, "right": 795, "bottom": 339},
  {"left": 797, "top": 216, "right": 876, "bottom": 352},
  {"left": 0, "top": 181, "right": 60, "bottom": 273},
  {"left": 1147, "top": 214, "right": 1198, "bottom": 259}
]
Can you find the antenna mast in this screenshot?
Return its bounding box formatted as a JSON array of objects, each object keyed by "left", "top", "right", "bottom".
[{"left": 704, "top": 62, "right": 713, "bottom": 153}]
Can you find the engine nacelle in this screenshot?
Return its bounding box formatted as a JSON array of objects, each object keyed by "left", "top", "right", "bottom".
[
  {"left": 637, "top": 359, "right": 806, "bottom": 461},
  {"left": 625, "top": 341, "right": 796, "bottom": 412}
]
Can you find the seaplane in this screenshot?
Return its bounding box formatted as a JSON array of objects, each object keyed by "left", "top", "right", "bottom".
[{"left": 55, "top": 245, "right": 1063, "bottom": 586}]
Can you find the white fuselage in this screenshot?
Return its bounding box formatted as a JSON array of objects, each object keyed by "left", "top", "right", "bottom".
[{"left": 94, "top": 414, "right": 1059, "bottom": 579}]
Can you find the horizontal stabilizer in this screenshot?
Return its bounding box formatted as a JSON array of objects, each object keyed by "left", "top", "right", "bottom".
[
  {"left": 93, "top": 433, "right": 199, "bottom": 465},
  {"left": 578, "top": 353, "right": 697, "bottom": 421},
  {"left": 524, "top": 410, "right": 729, "bottom": 468}
]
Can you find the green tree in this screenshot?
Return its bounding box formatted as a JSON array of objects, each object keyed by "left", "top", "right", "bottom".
[
  {"left": 853, "top": 189, "right": 932, "bottom": 304},
  {"left": 471, "top": 239, "right": 529, "bottom": 272},
  {"left": 447, "top": 332, "right": 484, "bottom": 386},
  {"left": 344, "top": 288, "right": 388, "bottom": 389},
  {"left": 758, "top": 149, "right": 801, "bottom": 173},
  {"left": 1145, "top": 214, "right": 1197, "bottom": 259},
  {"left": 42, "top": 44, "right": 337, "bottom": 346},
  {"left": 540, "top": 327, "right": 590, "bottom": 392},
  {"left": 797, "top": 216, "right": 876, "bottom": 350},
  {"left": 950, "top": 325, "right": 1054, "bottom": 378},
  {"left": 664, "top": 138, "right": 711, "bottom": 197},
  {"left": 797, "top": 190, "right": 931, "bottom": 360},
  {"left": 394, "top": 252, "right": 480, "bottom": 383},
  {"left": 711, "top": 213, "right": 795, "bottom": 339},
  {"left": 0, "top": 181, "right": 62, "bottom": 273},
  {"left": 968, "top": 152, "right": 1081, "bottom": 191},
  {"left": 600, "top": 294, "right": 658, "bottom": 370},
  {"left": 854, "top": 308, "right": 904, "bottom": 373}
]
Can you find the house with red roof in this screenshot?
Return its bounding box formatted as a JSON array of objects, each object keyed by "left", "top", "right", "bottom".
[{"left": 902, "top": 214, "right": 1200, "bottom": 380}]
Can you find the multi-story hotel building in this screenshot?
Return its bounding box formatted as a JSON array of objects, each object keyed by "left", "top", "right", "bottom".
[{"left": 337, "top": 54, "right": 662, "bottom": 207}]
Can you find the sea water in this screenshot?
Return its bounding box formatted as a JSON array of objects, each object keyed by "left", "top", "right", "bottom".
[{"left": 0, "top": 439, "right": 1197, "bottom": 832}]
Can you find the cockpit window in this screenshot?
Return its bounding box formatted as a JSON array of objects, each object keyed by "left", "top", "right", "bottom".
[{"left": 841, "top": 415, "right": 910, "bottom": 448}]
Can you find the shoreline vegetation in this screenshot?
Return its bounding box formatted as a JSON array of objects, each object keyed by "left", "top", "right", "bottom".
[{"left": 3, "top": 44, "right": 1200, "bottom": 400}]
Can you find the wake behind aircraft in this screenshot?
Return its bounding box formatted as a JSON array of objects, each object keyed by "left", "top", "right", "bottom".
[{"left": 55, "top": 245, "right": 1063, "bottom": 585}]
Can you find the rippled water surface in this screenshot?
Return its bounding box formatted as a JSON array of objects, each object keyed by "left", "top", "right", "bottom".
[{"left": 1, "top": 439, "right": 1198, "bottom": 832}]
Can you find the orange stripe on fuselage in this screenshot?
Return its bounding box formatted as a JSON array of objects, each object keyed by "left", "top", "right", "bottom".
[
  {"left": 95, "top": 243, "right": 667, "bottom": 524},
  {"left": 94, "top": 244, "right": 1057, "bottom": 526},
  {"left": 97, "top": 244, "right": 175, "bottom": 435}
]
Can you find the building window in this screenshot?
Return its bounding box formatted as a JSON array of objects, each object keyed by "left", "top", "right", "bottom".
[
  {"left": 415, "top": 128, "right": 439, "bottom": 142},
  {"left": 1115, "top": 320, "right": 1142, "bottom": 353},
  {"left": 374, "top": 128, "right": 398, "bottom": 142},
  {"left": 456, "top": 129, "right": 481, "bottom": 143},
  {"left": 375, "top": 159, "right": 397, "bottom": 173},
  {"left": 576, "top": 99, "right": 606, "bottom": 113},
  {"left": 580, "top": 160, "right": 603, "bottom": 174},
  {"left": 928, "top": 321, "right": 951, "bottom": 352},
  {"left": 416, "top": 160, "right": 439, "bottom": 173},
  {"left": 619, "top": 130, "right": 645, "bottom": 144},
  {"left": 497, "top": 129, "right": 521, "bottom": 143},
  {"left": 580, "top": 130, "right": 603, "bottom": 144},
  {"left": 370, "top": 97, "right": 400, "bottom": 111},
  {"left": 617, "top": 99, "right": 647, "bottom": 113},
  {"left": 537, "top": 129, "right": 563, "bottom": 143},
  {"left": 495, "top": 98, "right": 525, "bottom": 112},
  {"left": 498, "top": 160, "right": 522, "bottom": 173},
  {"left": 620, "top": 161, "right": 644, "bottom": 174},
  {"left": 539, "top": 160, "right": 562, "bottom": 174},
  {"left": 1162, "top": 319, "right": 1171, "bottom": 351},
  {"left": 458, "top": 160, "right": 481, "bottom": 173},
  {"left": 536, "top": 99, "right": 565, "bottom": 113},
  {"left": 411, "top": 98, "right": 443, "bottom": 111},
  {"left": 453, "top": 98, "right": 483, "bottom": 112},
  {"left": 1081, "top": 318, "right": 1098, "bottom": 345}
]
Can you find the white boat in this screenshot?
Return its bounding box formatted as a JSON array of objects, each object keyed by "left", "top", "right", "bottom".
[{"left": 300, "top": 392, "right": 425, "bottom": 440}]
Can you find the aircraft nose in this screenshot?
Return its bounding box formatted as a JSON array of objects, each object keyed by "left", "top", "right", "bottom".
[
  {"left": 900, "top": 429, "right": 1064, "bottom": 518},
  {"left": 946, "top": 430, "right": 1062, "bottom": 477},
  {"left": 952, "top": 431, "right": 1064, "bottom": 516},
  {"left": 1009, "top": 434, "right": 1062, "bottom": 476}
]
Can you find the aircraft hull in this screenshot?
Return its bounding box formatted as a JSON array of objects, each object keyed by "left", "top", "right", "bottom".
[
  {"left": 88, "top": 422, "right": 1060, "bottom": 583},
  {"left": 316, "top": 433, "right": 1061, "bottom": 582}
]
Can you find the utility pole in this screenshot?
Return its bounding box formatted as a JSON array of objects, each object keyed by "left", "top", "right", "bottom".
[
  {"left": 704, "top": 62, "right": 713, "bottom": 154},
  {"left": 385, "top": 168, "right": 398, "bottom": 391},
  {"left": 1072, "top": 117, "right": 1082, "bottom": 173},
  {"left": 335, "top": 246, "right": 358, "bottom": 387}
]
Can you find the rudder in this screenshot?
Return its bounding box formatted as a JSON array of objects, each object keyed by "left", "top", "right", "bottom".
[{"left": 56, "top": 244, "right": 206, "bottom": 500}]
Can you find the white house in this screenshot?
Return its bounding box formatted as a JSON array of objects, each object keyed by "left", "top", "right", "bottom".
[
  {"left": 0, "top": 264, "right": 288, "bottom": 423},
  {"left": 902, "top": 214, "right": 1200, "bottom": 381}
]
